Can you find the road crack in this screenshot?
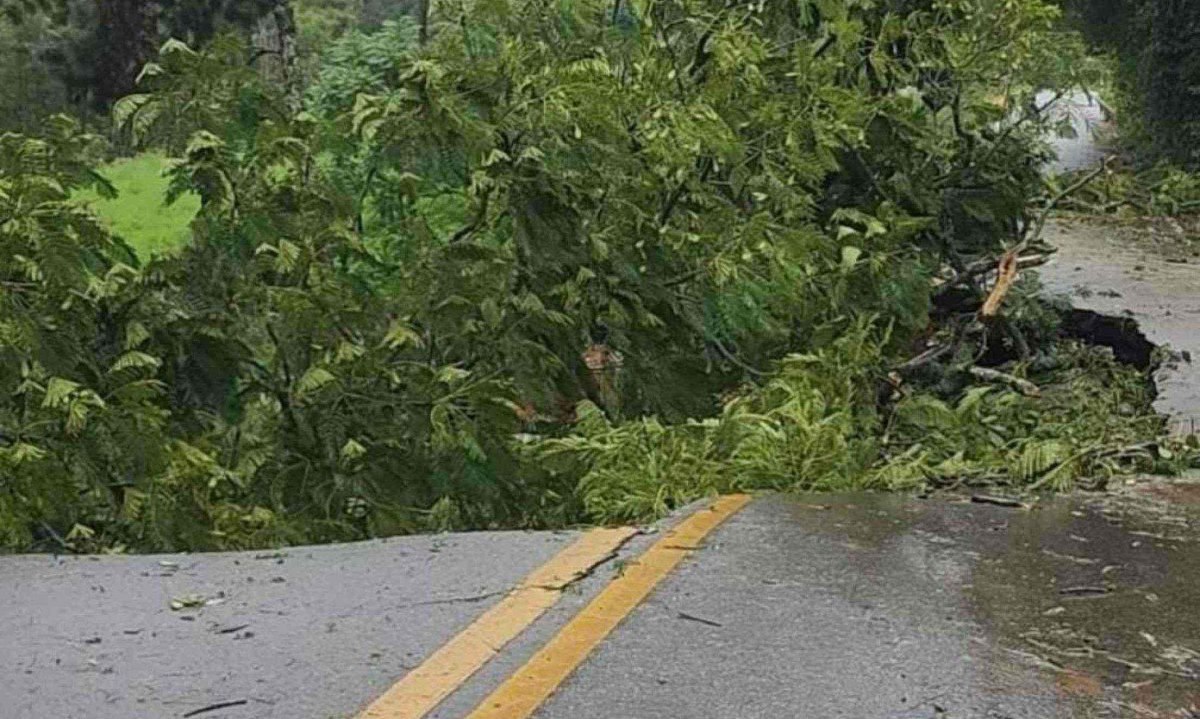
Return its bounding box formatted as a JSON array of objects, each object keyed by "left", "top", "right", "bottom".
[{"left": 397, "top": 529, "right": 644, "bottom": 609}]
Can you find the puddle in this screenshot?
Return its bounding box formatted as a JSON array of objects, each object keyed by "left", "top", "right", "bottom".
[{"left": 785, "top": 492, "right": 1200, "bottom": 717}]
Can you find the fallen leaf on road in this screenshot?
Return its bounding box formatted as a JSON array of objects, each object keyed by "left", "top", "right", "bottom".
[{"left": 170, "top": 592, "right": 226, "bottom": 610}]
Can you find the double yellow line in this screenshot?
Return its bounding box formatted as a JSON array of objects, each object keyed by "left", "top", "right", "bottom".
[{"left": 358, "top": 494, "right": 752, "bottom": 719}]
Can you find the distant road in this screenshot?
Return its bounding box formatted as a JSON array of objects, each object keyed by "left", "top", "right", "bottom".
[{"left": 1039, "top": 89, "right": 1110, "bottom": 173}]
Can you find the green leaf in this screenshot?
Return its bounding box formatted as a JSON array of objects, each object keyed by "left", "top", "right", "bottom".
[
  {"left": 341, "top": 439, "right": 367, "bottom": 462},
  {"left": 436, "top": 366, "right": 470, "bottom": 385},
  {"left": 125, "top": 322, "right": 151, "bottom": 349},
  {"left": 297, "top": 367, "right": 337, "bottom": 397},
  {"left": 383, "top": 320, "right": 424, "bottom": 350},
  {"left": 109, "top": 351, "right": 162, "bottom": 374},
  {"left": 841, "top": 246, "right": 862, "bottom": 270},
  {"left": 42, "top": 377, "right": 79, "bottom": 408}
]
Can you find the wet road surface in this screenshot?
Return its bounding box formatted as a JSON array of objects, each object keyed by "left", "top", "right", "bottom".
[
  {"left": 1036, "top": 89, "right": 1200, "bottom": 426},
  {"left": 1041, "top": 91, "right": 1110, "bottom": 174},
  {"left": 3, "top": 492, "right": 1198, "bottom": 719},
  {"left": 533, "top": 492, "right": 1200, "bottom": 719},
  {"left": 1040, "top": 219, "right": 1200, "bottom": 425},
  {"left": 0, "top": 529, "right": 588, "bottom": 719}
]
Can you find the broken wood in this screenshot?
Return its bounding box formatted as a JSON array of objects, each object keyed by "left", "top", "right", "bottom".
[
  {"left": 970, "top": 494, "right": 1030, "bottom": 509},
  {"left": 979, "top": 250, "right": 1020, "bottom": 318},
  {"left": 968, "top": 366, "right": 1041, "bottom": 397},
  {"left": 955, "top": 252, "right": 1052, "bottom": 284},
  {"left": 182, "top": 700, "right": 249, "bottom": 718},
  {"left": 895, "top": 343, "right": 955, "bottom": 373}
]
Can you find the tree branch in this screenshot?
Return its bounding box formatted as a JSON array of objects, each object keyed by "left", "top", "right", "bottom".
[
  {"left": 968, "top": 366, "right": 1040, "bottom": 397},
  {"left": 1026, "top": 156, "right": 1110, "bottom": 246}
]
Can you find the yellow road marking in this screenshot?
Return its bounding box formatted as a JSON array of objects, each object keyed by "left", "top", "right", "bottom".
[
  {"left": 464, "top": 494, "right": 753, "bottom": 719},
  {"left": 358, "top": 526, "right": 638, "bottom": 719}
]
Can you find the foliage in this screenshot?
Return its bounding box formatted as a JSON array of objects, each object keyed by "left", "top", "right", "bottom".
[
  {"left": 1065, "top": 0, "right": 1200, "bottom": 167},
  {"left": 1053, "top": 161, "right": 1200, "bottom": 217},
  {"left": 534, "top": 327, "right": 885, "bottom": 523},
  {"left": 536, "top": 333, "right": 1176, "bottom": 524},
  {"left": 0, "top": 0, "right": 296, "bottom": 132},
  {"left": 3, "top": 0, "right": 1175, "bottom": 553},
  {"left": 293, "top": 0, "right": 363, "bottom": 85},
  {"left": 304, "top": 17, "right": 418, "bottom": 119},
  {"left": 0, "top": 1, "right": 98, "bottom": 132},
  {"left": 881, "top": 342, "right": 1175, "bottom": 490}
]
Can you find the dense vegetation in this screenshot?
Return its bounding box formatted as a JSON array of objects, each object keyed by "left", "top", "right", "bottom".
[
  {"left": 0, "top": 0, "right": 1183, "bottom": 553},
  {"left": 0, "top": 0, "right": 408, "bottom": 135},
  {"left": 1064, "top": 0, "right": 1200, "bottom": 166}
]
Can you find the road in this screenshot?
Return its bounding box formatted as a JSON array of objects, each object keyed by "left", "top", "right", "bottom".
[
  {"left": 1041, "top": 90, "right": 1110, "bottom": 174},
  {"left": 3, "top": 491, "right": 1198, "bottom": 719},
  {"left": 1040, "top": 218, "right": 1200, "bottom": 425}
]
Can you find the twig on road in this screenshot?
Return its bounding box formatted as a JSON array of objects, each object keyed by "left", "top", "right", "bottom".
[
  {"left": 970, "top": 494, "right": 1030, "bottom": 509},
  {"left": 676, "top": 611, "right": 723, "bottom": 628},
  {"left": 182, "top": 700, "right": 249, "bottom": 718}
]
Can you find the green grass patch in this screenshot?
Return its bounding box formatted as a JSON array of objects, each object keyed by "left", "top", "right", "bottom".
[{"left": 76, "top": 153, "right": 199, "bottom": 259}]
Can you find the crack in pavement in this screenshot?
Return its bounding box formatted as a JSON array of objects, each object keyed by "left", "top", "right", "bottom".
[{"left": 395, "top": 529, "right": 645, "bottom": 610}]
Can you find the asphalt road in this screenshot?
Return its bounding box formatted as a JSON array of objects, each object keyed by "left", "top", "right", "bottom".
[
  {"left": 0, "top": 529, "right": 590, "bottom": 719},
  {"left": 1040, "top": 218, "right": 1200, "bottom": 425},
  {"left": 1041, "top": 90, "right": 1110, "bottom": 174},
  {"left": 3, "top": 491, "right": 1198, "bottom": 719},
  {"left": 1035, "top": 90, "right": 1200, "bottom": 425},
  {"left": 534, "top": 491, "right": 1200, "bottom": 719}
]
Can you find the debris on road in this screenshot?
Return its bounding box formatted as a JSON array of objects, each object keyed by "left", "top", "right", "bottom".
[
  {"left": 181, "top": 699, "right": 249, "bottom": 717},
  {"left": 971, "top": 494, "right": 1031, "bottom": 509},
  {"left": 676, "top": 611, "right": 723, "bottom": 628},
  {"left": 170, "top": 592, "right": 226, "bottom": 611}
]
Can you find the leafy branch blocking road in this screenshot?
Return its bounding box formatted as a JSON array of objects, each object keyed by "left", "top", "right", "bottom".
[{"left": 0, "top": 0, "right": 1185, "bottom": 553}]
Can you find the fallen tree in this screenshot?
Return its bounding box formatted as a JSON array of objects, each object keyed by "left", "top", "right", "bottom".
[{"left": 0, "top": 0, "right": 1184, "bottom": 553}]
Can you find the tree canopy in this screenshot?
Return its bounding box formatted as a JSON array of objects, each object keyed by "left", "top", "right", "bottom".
[{"left": 1, "top": 0, "right": 1177, "bottom": 553}]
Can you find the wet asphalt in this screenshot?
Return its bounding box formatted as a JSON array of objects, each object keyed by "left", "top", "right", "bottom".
[
  {"left": 1040, "top": 219, "right": 1200, "bottom": 424},
  {"left": 534, "top": 491, "right": 1200, "bottom": 719},
  {"left": 0, "top": 529, "right": 584, "bottom": 719},
  {"left": 3, "top": 491, "right": 1199, "bottom": 719},
  {"left": 1036, "top": 91, "right": 1200, "bottom": 425}
]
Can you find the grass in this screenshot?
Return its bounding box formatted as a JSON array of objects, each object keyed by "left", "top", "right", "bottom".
[{"left": 76, "top": 153, "right": 200, "bottom": 259}]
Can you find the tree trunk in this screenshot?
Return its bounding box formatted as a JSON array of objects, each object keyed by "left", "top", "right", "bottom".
[
  {"left": 93, "top": 0, "right": 160, "bottom": 108},
  {"left": 251, "top": 1, "right": 297, "bottom": 105},
  {"left": 417, "top": 0, "right": 430, "bottom": 44}
]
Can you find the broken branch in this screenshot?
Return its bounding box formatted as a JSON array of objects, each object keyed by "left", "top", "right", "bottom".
[
  {"left": 979, "top": 250, "right": 1021, "bottom": 319},
  {"left": 183, "top": 700, "right": 250, "bottom": 718},
  {"left": 1028, "top": 156, "right": 1111, "bottom": 246},
  {"left": 968, "top": 366, "right": 1040, "bottom": 397}
]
